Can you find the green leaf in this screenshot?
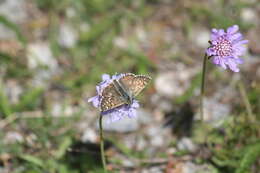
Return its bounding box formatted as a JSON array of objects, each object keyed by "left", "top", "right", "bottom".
[
  {"left": 80, "top": 12, "right": 121, "bottom": 43},
  {"left": 0, "top": 15, "right": 26, "bottom": 45},
  {"left": 20, "top": 154, "right": 44, "bottom": 168},
  {"left": 236, "top": 142, "right": 260, "bottom": 173},
  {"left": 54, "top": 137, "right": 72, "bottom": 159},
  {"left": 0, "top": 84, "right": 12, "bottom": 117},
  {"left": 14, "top": 88, "right": 43, "bottom": 112}
]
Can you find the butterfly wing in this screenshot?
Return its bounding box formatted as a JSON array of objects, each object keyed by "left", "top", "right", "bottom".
[
  {"left": 119, "top": 73, "right": 151, "bottom": 97},
  {"left": 100, "top": 83, "right": 126, "bottom": 112}
]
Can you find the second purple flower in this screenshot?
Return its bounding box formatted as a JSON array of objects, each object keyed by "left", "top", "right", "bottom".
[{"left": 206, "top": 25, "right": 248, "bottom": 72}]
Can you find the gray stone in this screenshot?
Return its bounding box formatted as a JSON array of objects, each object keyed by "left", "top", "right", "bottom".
[
  {"left": 4, "top": 131, "right": 24, "bottom": 144},
  {"left": 177, "top": 137, "right": 198, "bottom": 152},
  {"left": 101, "top": 115, "right": 139, "bottom": 133},
  {"left": 150, "top": 94, "right": 173, "bottom": 112},
  {"left": 147, "top": 127, "right": 171, "bottom": 147},
  {"left": 0, "top": 24, "right": 16, "bottom": 40},
  {"left": 191, "top": 27, "right": 210, "bottom": 48},
  {"left": 136, "top": 108, "right": 153, "bottom": 125},
  {"left": 182, "top": 162, "right": 217, "bottom": 173},
  {"left": 4, "top": 80, "right": 22, "bottom": 104},
  {"left": 0, "top": 0, "right": 26, "bottom": 40},
  {"left": 58, "top": 23, "right": 78, "bottom": 48},
  {"left": 241, "top": 8, "right": 258, "bottom": 24},
  {"left": 0, "top": 0, "right": 27, "bottom": 23},
  {"left": 27, "top": 42, "right": 57, "bottom": 70},
  {"left": 196, "top": 97, "right": 231, "bottom": 127},
  {"left": 27, "top": 42, "right": 60, "bottom": 86},
  {"left": 142, "top": 167, "right": 163, "bottom": 173},
  {"left": 81, "top": 128, "right": 98, "bottom": 143},
  {"left": 155, "top": 64, "right": 199, "bottom": 98}
]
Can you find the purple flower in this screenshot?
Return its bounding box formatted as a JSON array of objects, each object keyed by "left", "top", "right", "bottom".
[
  {"left": 206, "top": 25, "right": 248, "bottom": 72},
  {"left": 88, "top": 74, "right": 140, "bottom": 123}
]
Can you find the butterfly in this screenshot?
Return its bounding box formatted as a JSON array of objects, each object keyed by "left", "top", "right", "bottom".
[{"left": 100, "top": 73, "right": 151, "bottom": 112}]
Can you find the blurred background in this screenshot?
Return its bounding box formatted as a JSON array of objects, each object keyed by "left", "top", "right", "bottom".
[{"left": 0, "top": 0, "right": 259, "bottom": 172}]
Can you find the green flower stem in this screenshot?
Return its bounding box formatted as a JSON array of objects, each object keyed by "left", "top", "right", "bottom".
[
  {"left": 200, "top": 53, "right": 208, "bottom": 121},
  {"left": 99, "top": 114, "right": 107, "bottom": 172},
  {"left": 238, "top": 80, "right": 255, "bottom": 123}
]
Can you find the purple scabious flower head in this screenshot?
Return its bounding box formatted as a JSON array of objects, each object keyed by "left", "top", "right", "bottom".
[
  {"left": 88, "top": 74, "right": 140, "bottom": 123},
  {"left": 206, "top": 25, "right": 248, "bottom": 72}
]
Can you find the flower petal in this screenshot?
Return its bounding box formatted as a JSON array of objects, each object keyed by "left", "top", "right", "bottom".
[
  {"left": 206, "top": 47, "right": 216, "bottom": 56},
  {"left": 102, "top": 74, "right": 110, "bottom": 81},
  {"left": 227, "top": 25, "right": 239, "bottom": 34},
  {"left": 230, "top": 33, "right": 242, "bottom": 42},
  {"left": 212, "top": 56, "right": 221, "bottom": 65},
  {"left": 233, "top": 57, "right": 244, "bottom": 64},
  {"left": 128, "top": 108, "right": 137, "bottom": 118},
  {"left": 219, "top": 58, "right": 227, "bottom": 69},
  {"left": 218, "top": 29, "right": 225, "bottom": 36},
  {"left": 233, "top": 40, "right": 249, "bottom": 46},
  {"left": 227, "top": 58, "right": 240, "bottom": 72},
  {"left": 211, "top": 29, "right": 220, "bottom": 40},
  {"left": 132, "top": 100, "right": 140, "bottom": 108},
  {"left": 88, "top": 95, "right": 100, "bottom": 108},
  {"left": 233, "top": 46, "right": 246, "bottom": 56}
]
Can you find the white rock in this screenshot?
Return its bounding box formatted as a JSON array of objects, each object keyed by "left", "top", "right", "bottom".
[
  {"left": 25, "top": 133, "right": 37, "bottom": 147},
  {"left": 0, "top": 0, "right": 27, "bottom": 40},
  {"left": 27, "top": 42, "right": 58, "bottom": 70},
  {"left": 0, "top": 24, "right": 16, "bottom": 40},
  {"left": 167, "top": 147, "right": 177, "bottom": 154},
  {"left": 4, "top": 80, "right": 22, "bottom": 104},
  {"left": 150, "top": 94, "right": 173, "bottom": 112},
  {"left": 0, "top": 167, "right": 9, "bottom": 173},
  {"left": 79, "top": 22, "right": 90, "bottom": 33},
  {"left": 5, "top": 131, "right": 23, "bottom": 144},
  {"left": 58, "top": 23, "right": 78, "bottom": 48},
  {"left": 136, "top": 27, "right": 147, "bottom": 42},
  {"left": 182, "top": 162, "right": 216, "bottom": 173},
  {"left": 136, "top": 137, "right": 147, "bottom": 150},
  {"left": 155, "top": 72, "right": 180, "bottom": 97},
  {"left": 155, "top": 64, "right": 199, "bottom": 98},
  {"left": 136, "top": 108, "right": 153, "bottom": 125},
  {"left": 0, "top": 0, "right": 27, "bottom": 23},
  {"left": 241, "top": 8, "right": 258, "bottom": 24},
  {"left": 191, "top": 28, "right": 210, "bottom": 48},
  {"left": 31, "top": 70, "right": 53, "bottom": 87},
  {"left": 51, "top": 103, "right": 63, "bottom": 117},
  {"left": 122, "top": 159, "right": 135, "bottom": 167},
  {"left": 150, "top": 135, "right": 164, "bottom": 147},
  {"left": 66, "top": 7, "right": 76, "bottom": 18},
  {"left": 177, "top": 137, "right": 197, "bottom": 152},
  {"left": 196, "top": 97, "right": 231, "bottom": 127},
  {"left": 81, "top": 128, "right": 98, "bottom": 143},
  {"left": 182, "top": 162, "right": 197, "bottom": 173},
  {"left": 51, "top": 103, "right": 75, "bottom": 117},
  {"left": 240, "top": 0, "right": 256, "bottom": 3},
  {"left": 147, "top": 127, "right": 168, "bottom": 147},
  {"left": 142, "top": 167, "right": 163, "bottom": 173},
  {"left": 113, "top": 36, "right": 128, "bottom": 49}
]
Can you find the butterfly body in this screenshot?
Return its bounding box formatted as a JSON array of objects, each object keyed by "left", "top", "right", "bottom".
[
  {"left": 113, "top": 80, "right": 133, "bottom": 105},
  {"left": 100, "top": 73, "right": 151, "bottom": 112}
]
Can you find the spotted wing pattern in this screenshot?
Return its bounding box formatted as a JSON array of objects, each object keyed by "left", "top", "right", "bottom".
[
  {"left": 100, "top": 83, "right": 126, "bottom": 112},
  {"left": 119, "top": 73, "right": 151, "bottom": 97}
]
